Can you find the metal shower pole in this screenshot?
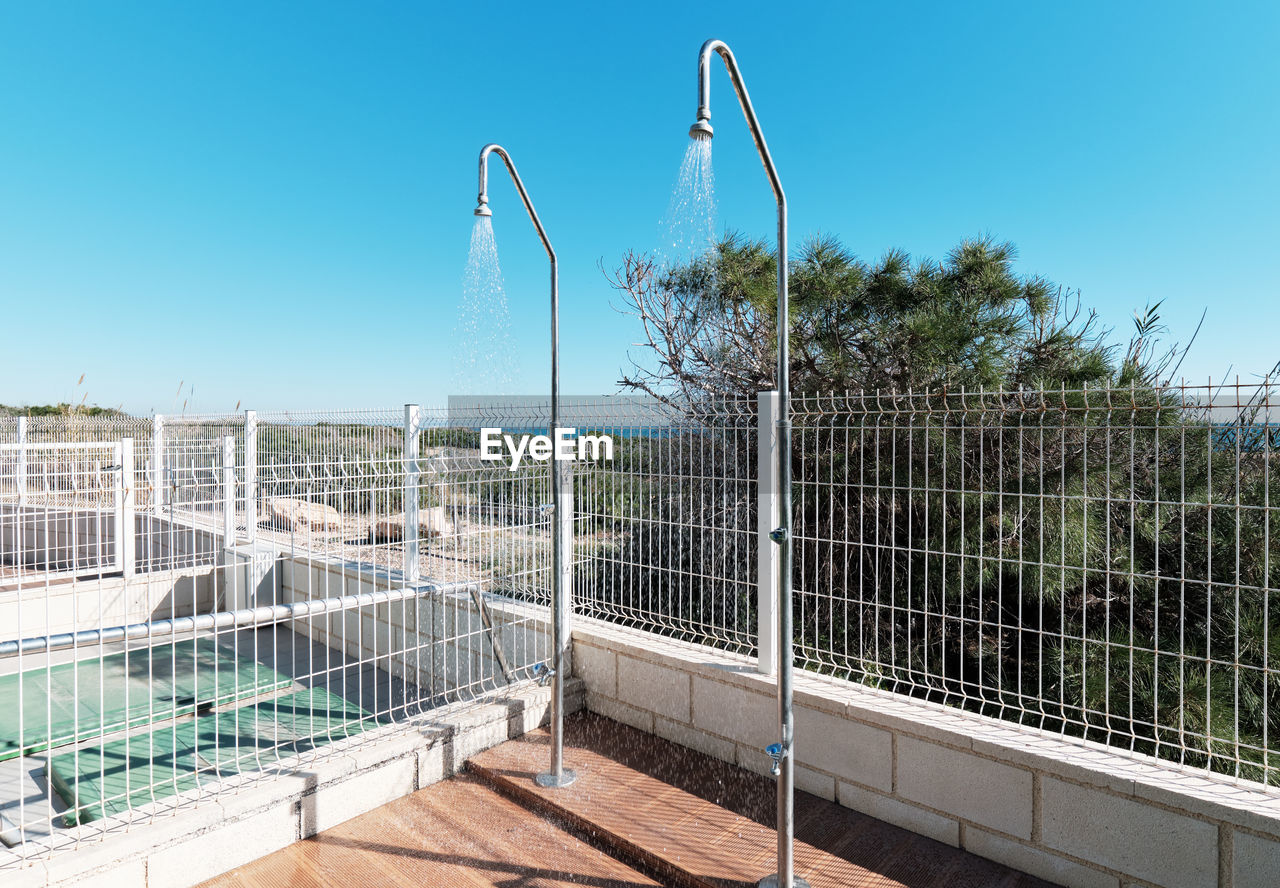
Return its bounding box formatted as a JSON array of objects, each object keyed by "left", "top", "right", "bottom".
[
  {"left": 689, "top": 39, "right": 805, "bottom": 888},
  {"left": 474, "top": 143, "right": 575, "bottom": 788}
]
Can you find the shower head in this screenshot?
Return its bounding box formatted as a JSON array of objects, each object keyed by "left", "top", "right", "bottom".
[
  {"left": 475, "top": 143, "right": 555, "bottom": 261},
  {"left": 689, "top": 119, "right": 714, "bottom": 141}
]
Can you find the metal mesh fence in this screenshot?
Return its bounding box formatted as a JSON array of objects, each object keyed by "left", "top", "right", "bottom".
[
  {"left": 570, "top": 397, "right": 760, "bottom": 654},
  {"left": 566, "top": 384, "right": 1280, "bottom": 789},
  {"left": 4, "top": 382, "right": 1280, "bottom": 866},
  {"left": 789, "top": 384, "right": 1280, "bottom": 786},
  {"left": 0, "top": 406, "right": 555, "bottom": 863}
]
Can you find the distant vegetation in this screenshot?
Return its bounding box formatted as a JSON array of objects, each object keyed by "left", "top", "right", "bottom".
[{"left": 0, "top": 403, "right": 128, "bottom": 417}]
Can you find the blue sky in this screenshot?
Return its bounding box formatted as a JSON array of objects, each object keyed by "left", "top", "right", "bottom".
[{"left": 1, "top": 2, "right": 1277, "bottom": 414}]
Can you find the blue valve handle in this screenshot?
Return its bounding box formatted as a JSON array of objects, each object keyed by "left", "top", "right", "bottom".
[{"left": 765, "top": 743, "right": 784, "bottom": 776}]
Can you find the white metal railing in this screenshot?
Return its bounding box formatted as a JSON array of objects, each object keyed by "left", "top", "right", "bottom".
[
  {"left": 0, "top": 440, "right": 130, "bottom": 580},
  {"left": 0, "top": 405, "right": 556, "bottom": 864},
  {"left": 3, "top": 385, "right": 1279, "bottom": 865}
]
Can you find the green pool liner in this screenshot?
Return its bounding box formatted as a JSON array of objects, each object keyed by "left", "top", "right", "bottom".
[
  {"left": 47, "top": 686, "right": 375, "bottom": 825},
  {"left": 0, "top": 637, "right": 293, "bottom": 762}
]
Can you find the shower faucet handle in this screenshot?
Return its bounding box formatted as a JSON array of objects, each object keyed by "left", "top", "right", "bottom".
[
  {"left": 533, "top": 662, "right": 556, "bottom": 686},
  {"left": 765, "top": 742, "right": 784, "bottom": 776}
]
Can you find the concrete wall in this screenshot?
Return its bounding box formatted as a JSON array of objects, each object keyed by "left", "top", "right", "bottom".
[
  {"left": 133, "top": 515, "right": 221, "bottom": 574},
  {"left": 279, "top": 557, "right": 552, "bottom": 701},
  {"left": 0, "top": 568, "right": 219, "bottom": 642},
  {"left": 1, "top": 504, "right": 117, "bottom": 573},
  {"left": 2, "top": 507, "right": 222, "bottom": 579},
  {"left": 573, "top": 619, "right": 1280, "bottom": 888}
]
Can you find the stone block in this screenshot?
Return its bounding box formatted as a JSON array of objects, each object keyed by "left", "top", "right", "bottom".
[
  {"left": 795, "top": 705, "right": 892, "bottom": 793},
  {"left": 573, "top": 643, "right": 618, "bottom": 698},
  {"left": 617, "top": 655, "right": 690, "bottom": 723},
  {"left": 1040, "top": 777, "right": 1217, "bottom": 888},
  {"left": 836, "top": 780, "right": 960, "bottom": 846},
  {"left": 691, "top": 677, "right": 773, "bottom": 748},
  {"left": 301, "top": 755, "right": 416, "bottom": 836},
  {"left": 963, "top": 826, "right": 1119, "bottom": 888},
  {"left": 148, "top": 799, "right": 297, "bottom": 887},
  {"left": 586, "top": 693, "right": 654, "bottom": 733},
  {"left": 896, "top": 736, "right": 1033, "bottom": 839},
  {"left": 1233, "top": 829, "right": 1280, "bottom": 888},
  {"left": 654, "top": 716, "right": 736, "bottom": 764}
]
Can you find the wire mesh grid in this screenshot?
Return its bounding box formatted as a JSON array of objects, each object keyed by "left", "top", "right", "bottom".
[
  {"left": 0, "top": 406, "right": 556, "bottom": 863},
  {"left": 0, "top": 441, "right": 123, "bottom": 579},
  {"left": 570, "top": 397, "right": 760, "bottom": 654},
  {"left": 789, "top": 383, "right": 1279, "bottom": 787},
  {"left": 4, "top": 382, "right": 1280, "bottom": 865}
]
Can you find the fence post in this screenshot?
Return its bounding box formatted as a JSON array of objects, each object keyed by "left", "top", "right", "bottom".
[
  {"left": 16, "top": 416, "right": 28, "bottom": 506},
  {"left": 404, "top": 404, "right": 421, "bottom": 585},
  {"left": 244, "top": 410, "right": 257, "bottom": 541},
  {"left": 558, "top": 460, "right": 575, "bottom": 648},
  {"left": 222, "top": 436, "right": 235, "bottom": 544},
  {"left": 119, "top": 438, "right": 135, "bottom": 578},
  {"left": 152, "top": 413, "right": 165, "bottom": 509},
  {"left": 757, "top": 390, "right": 780, "bottom": 675}
]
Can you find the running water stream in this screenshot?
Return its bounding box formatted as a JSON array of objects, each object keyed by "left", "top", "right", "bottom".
[
  {"left": 454, "top": 216, "right": 517, "bottom": 394},
  {"left": 657, "top": 135, "right": 716, "bottom": 272}
]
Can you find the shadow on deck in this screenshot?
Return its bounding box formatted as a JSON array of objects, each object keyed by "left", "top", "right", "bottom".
[{"left": 201, "top": 712, "right": 1061, "bottom": 888}]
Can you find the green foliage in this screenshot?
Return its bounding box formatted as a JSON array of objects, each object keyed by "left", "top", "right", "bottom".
[
  {"left": 604, "top": 233, "right": 1280, "bottom": 783},
  {"left": 619, "top": 232, "right": 1127, "bottom": 401}
]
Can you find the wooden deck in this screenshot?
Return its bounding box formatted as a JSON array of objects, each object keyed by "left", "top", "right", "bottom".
[
  {"left": 469, "top": 714, "right": 1058, "bottom": 888},
  {"left": 201, "top": 712, "right": 1059, "bottom": 888},
  {"left": 199, "top": 770, "right": 661, "bottom": 887}
]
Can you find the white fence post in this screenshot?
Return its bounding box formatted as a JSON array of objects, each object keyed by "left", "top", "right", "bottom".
[
  {"left": 119, "top": 438, "right": 135, "bottom": 578},
  {"left": 244, "top": 410, "right": 257, "bottom": 541},
  {"left": 558, "top": 460, "right": 575, "bottom": 646},
  {"left": 757, "top": 390, "right": 780, "bottom": 675},
  {"left": 16, "top": 416, "right": 28, "bottom": 506},
  {"left": 222, "top": 436, "right": 235, "bottom": 544},
  {"left": 152, "top": 413, "right": 165, "bottom": 509},
  {"left": 404, "top": 404, "right": 421, "bottom": 585}
]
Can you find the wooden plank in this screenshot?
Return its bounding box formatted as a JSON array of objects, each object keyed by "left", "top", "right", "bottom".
[
  {"left": 469, "top": 713, "right": 1062, "bottom": 888},
  {"left": 199, "top": 771, "right": 661, "bottom": 888},
  {"left": 200, "top": 710, "right": 1060, "bottom": 888}
]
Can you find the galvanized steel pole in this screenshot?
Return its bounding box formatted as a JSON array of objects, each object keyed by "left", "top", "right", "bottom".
[
  {"left": 690, "top": 38, "right": 806, "bottom": 888},
  {"left": 476, "top": 144, "right": 575, "bottom": 788}
]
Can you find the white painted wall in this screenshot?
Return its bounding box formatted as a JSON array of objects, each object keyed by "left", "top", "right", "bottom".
[{"left": 1, "top": 568, "right": 219, "bottom": 645}]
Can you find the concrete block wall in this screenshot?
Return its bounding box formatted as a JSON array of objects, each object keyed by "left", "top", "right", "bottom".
[
  {"left": 279, "top": 557, "right": 552, "bottom": 698},
  {"left": 1, "top": 678, "right": 583, "bottom": 888},
  {"left": 573, "top": 619, "right": 1280, "bottom": 888},
  {"left": 134, "top": 515, "right": 220, "bottom": 574}
]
